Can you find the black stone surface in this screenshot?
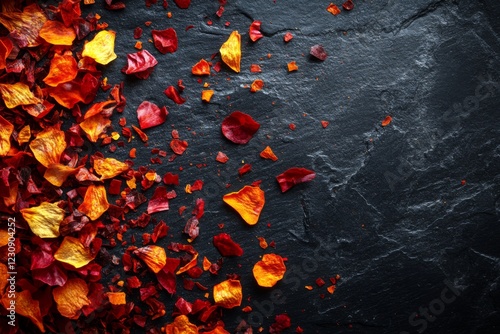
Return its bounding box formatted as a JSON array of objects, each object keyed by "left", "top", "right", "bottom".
[{"left": 76, "top": 1, "right": 500, "bottom": 333}]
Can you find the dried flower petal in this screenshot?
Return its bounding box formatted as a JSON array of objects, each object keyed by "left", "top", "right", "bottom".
[
  {"left": 192, "top": 59, "right": 210, "bottom": 75},
  {"left": 93, "top": 157, "right": 129, "bottom": 180},
  {"left": 44, "top": 163, "right": 77, "bottom": 186},
  {"left": 20, "top": 202, "right": 64, "bottom": 238},
  {"left": 173, "top": 0, "right": 191, "bottom": 9},
  {"left": 276, "top": 167, "right": 316, "bottom": 192},
  {"left": 136, "top": 101, "right": 168, "bottom": 129},
  {"left": 152, "top": 28, "right": 178, "bottom": 54},
  {"left": 39, "top": 20, "right": 76, "bottom": 45},
  {"left": 287, "top": 61, "right": 298, "bottom": 72},
  {"left": 220, "top": 31, "right": 241, "bottom": 73},
  {"left": 82, "top": 30, "right": 117, "bottom": 65},
  {"left": 284, "top": 32, "right": 293, "bottom": 42},
  {"left": 147, "top": 186, "right": 170, "bottom": 214},
  {"left": 107, "top": 292, "right": 126, "bottom": 305},
  {"left": 78, "top": 184, "right": 109, "bottom": 221},
  {"left": 43, "top": 53, "right": 79, "bottom": 87},
  {"left": 249, "top": 20, "right": 263, "bottom": 42},
  {"left": 29, "top": 127, "right": 66, "bottom": 168},
  {"left": 80, "top": 114, "right": 111, "bottom": 142},
  {"left": 54, "top": 236, "right": 96, "bottom": 268},
  {"left": 171, "top": 139, "right": 188, "bottom": 155},
  {"left": 0, "top": 82, "right": 41, "bottom": 109},
  {"left": 165, "top": 315, "right": 198, "bottom": 334},
  {"left": 216, "top": 151, "right": 229, "bottom": 163},
  {"left": 343, "top": 0, "right": 354, "bottom": 11},
  {"left": 213, "top": 233, "right": 243, "bottom": 256},
  {"left": 310, "top": 44, "right": 328, "bottom": 60},
  {"left": 327, "top": 3, "right": 341, "bottom": 16},
  {"left": 213, "top": 279, "right": 242, "bottom": 309},
  {"left": 52, "top": 278, "right": 90, "bottom": 319},
  {"left": 381, "top": 115, "right": 393, "bottom": 127},
  {"left": 250, "top": 79, "right": 264, "bottom": 93},
  {"left": 122, "top": 49, "right": 158, "bottom": 79},
  {"left": 221, "top": 111, "right": 260, "bottom": 144},
  {"left": 0, "top": 37, "right": 13, "bottom": 70},
  {"left": 260, "top": 146, "right": 278, "bottom": 161},
  {"left": 0, "top": 115, "right": 14, "bottom": 156},
  {"left": 202, "top": 90, "right": 214, "bottom": 102},
  {"left": 164, "top": 85, "right": 186, "bottom": 104},
  {"left": 253, "top": 253, "right": 286, "bottom": 287},
  {"left": 135, "top": 245, "right": 167, "bottom": 273},
  {"left": 223, "top": 185, "right": 265, "bottom": 225}
]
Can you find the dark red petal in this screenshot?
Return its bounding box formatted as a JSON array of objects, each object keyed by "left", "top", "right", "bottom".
[
  {"left": 221, "top": 111, "right": 260, "bottom": 144},
  {"left": 276, "top": 167, "right": 316, "bottom": 192},
  {"left": 310, "top": 44, "right": 328, "bottom": 61},
  {"left": 147, "top": 186, "right": 170, "bottom": 214},
  {"left": 173, "top": 0, "right": 191, "bottom": 9},
  {"left": 213, "top": 233, "right": 243, "bottom": 257},
  {"left": 122, "top": 50, "right": 158, "bottom": 79}
]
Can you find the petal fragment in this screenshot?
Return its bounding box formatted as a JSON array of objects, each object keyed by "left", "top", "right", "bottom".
[
  {"left": 93, "top": 157, "right": 129, "bottom": 180},
  {"left": 1, "top": 290, "right": 45, "bottom": 332},
  {"left": 165, "top": 315, "right": 198, "bottom": 334},
  {"left": 54, "top": 236, "right": 96, "bottom": 268},
  {"left": 135, "top": 245, "right": 167, "bottom": 273},
  {"left": 213, "top": 279, "right": 242, "bottom": 309},
  {"left": 0, "top": 115, "right": 14, "bottom": 156},
  {"left": 82, "top": 30, "right": 117, "bottom": 65},
  {"left": 0, "top": 83, "right": 41, "bottom": 109},
  {"left": 43, "top": 53, "right": 78, "bottom": 87},
  {"left": 39, "top": 20, "right": 76, "bottom": 45},
  {"left": 220, "top": 31, "right": 241, "bottom": 73},
  {"left": 52, "top": 278, "right": 90, "bottom": 319},
  {"left": 252, "top": 253, "right": 286, "bottom": 287},
  {"left": 78, "top": 184, "right": 109, "bottom": 221},
  {"left": 29, "top": 127, "right": 66, "bottom": 168},
  {"left": 221, "top": 111, "right": 260, "bottom": 144},
  {"left": 276, "top": 167, "right": 316, "bottom": 192}
]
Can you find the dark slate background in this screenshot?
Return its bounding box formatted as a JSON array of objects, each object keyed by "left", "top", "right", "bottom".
[{"left": 73, "top": 0, "right": 500, "bottom": 333}]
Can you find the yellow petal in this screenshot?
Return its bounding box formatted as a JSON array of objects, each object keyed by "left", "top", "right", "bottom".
[
  {"left": 78, "top": 184, "right": 109, "bottom": 221},
  {"left": 93, "top": 157, "right": 129, "bottom": 180},
  {"left": 52, "top": 278, "right": 90, "bottom": 319},
  {"left": 44, "top": 163, "right": 78, "bottom": 187},
  {"left": 0, "top": 4, "right": 47, "bottom": 47},
  {"left": 0, "top": 290, "right": 45, "bottom": 332},
  {"left": 82, "top": 30, "right": 117, "bottom": 65},
  {"left": 220, "top": 31, "right": 241, "bottom": 73},
  {"left": 0, "top": 115, "right": 14, "bottom": 156},
  {"left": 222, "top": 185, "right": 265, "bottom": 225},
  {"left": 0, "top": 82, "right": 41, "bottom": 109},
  {"left": 20, "top": 201, "right": 64, "bottom": 238},
  {"left": 39, "top": 20, "right": 76, "bottom": 45},
  {"left": 17, "top": 124, "right": 31, "bottom": 145},
  {"left": 29, "top": 127, "right": 66, "bottom": 168},
  {"left": 213, "top": 279, "right": 242, "bottom": 309},
  {"left": 54, "top": 236, "right": 96, "bottom": 268}
]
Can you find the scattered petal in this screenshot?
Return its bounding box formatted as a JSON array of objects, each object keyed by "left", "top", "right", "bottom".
[
  {"left": 152, "top": 28, "right": 178, "bottom": 54},
  {"left": 78, "top": 184, "right": 109, "bottom": 221},
  {"left": 164, "top": 85, "right": 186, "bottom": 104},
  {"left": 82, "top": 30, "right": 117, "bottom": 65},
  {"left": 284, "top": 32, "right": 293, "bottom": 42},
  {"left": 52, "top": 278, "right": 91, "bottom": 319},
  {"left": 0, "top": 82, "right": 41, "bottom": 109},
  {"left": 29, "top": 127, "right": 66, "bottom": 168},
  {"left": 213, "top": 279, "right": 242, "bottom": 309},
  {"left": 107, "top": 292, "right": 126, "bottom": 305},
  {"left": 253, "top": 253, "right": 286, "bottom": 287},
  {"left": 220, "top": 31, "right": 241, "bottom": 73},
  {"left": 327, "top": 3, "right": 341, "bottom": 16},
  {"left": 213, "top": 233, "right": 243, "bottom": 257},
  {"left": 122, "top": 50, "right": 158, "bottom": 79},
  {"left": 250, "top": 79, "right": 264, "bottom": 93},
  {"left": 202, "top": 90, "right": 214, "bottom": 102},
  {"left": 310, "top": 44, "right": 328, "bottom": 60},
  {"left": 221, "top": 111, "right": 260, "bottom": 144},
  {"left": 43, "top": 53, "right": 79, "bottom": 87},
  {"left": 39, "top": 20, "right": 76, "bottom": 45},
  {"left": 260, "top": 146, "right": 278, "bottom": 161},
  {"left": 0, "top": 290, "right": 45, "bottom": 332},
  {"left": 276, "top": 167, "right": 316, "bottom": 193},
  {"left": 287, "top": 61, "right": 298, "bottom": 72},
  {"left": 381, "top": 115, "right": 393, "bottom": 127},
  {"left": 223, "top": 185, "right": 265, "bottom": 225},
  {"left": 0, "top": 115, "right": 14, "bottom": 156},
  {"left": 93, "top": 157, "right": 129, "bottom": 180},
  {"left": 54, "top": 237, "right": 96, "bottom": 268},
  {"left": 135, "top": 245, "right": 167, "bottom": 273},
  {"left": 192, "top": 59, "right": 210, "bottom": 75},
  {"left": 249, "top": 20, "right": 263, "bottom": 42},
  {"left": 164, "top": 315, "right": 198, "bottom": 334},
  {"left": 20, "top": 202, "right": 64, "bottom": 238},
  {"left": 0, "top": 4, "right": 47, "bottom": 48}
]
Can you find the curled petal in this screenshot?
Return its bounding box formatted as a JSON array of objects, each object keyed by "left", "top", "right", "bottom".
[
  {"left": 260, "top": 146, "right": 278, "bottom": 161},
  {"left": 93, "top": 157, "right": 129, "bottom": 180},
  {"left": 52, "top": 278, "right": 90, "bottom": 319},
  {"left": 213, "top": 279, "right": 242, "bottom": 309},
  {"left": 29, "top": 127, "right": 66, "bottom": 168},
  {"left": 20, "top": 201, "right": 64, "bottom": 238},
  {"left": 220, "top": 31, "right": 241, "bottom": 73},
  {"left": 78, "top": 184, "right": 109, "bottom": 221},
  {"left": 43, "top": 53, "right": 78, "bottom": 87},
  {"left": 152, "top": 28, "right": 178, "bottom": 54},
  {"left": 122, "top": 49, "right": 158, "bottom": 79},
  {"left": 0, "top": 4, "right": 47, "bottom": 47},
  {"left": 136, "top": 101, "right": 167, "bottom": 129},
  {"left": 135, "top": 245, "right": 167, "bottom": 273},
  {"left": 192, "top": 59, "right": 210, "bottom": 75},
  {"left": 223, "top": 185, "right": 265, "bottom": 225},
  {"left": 249, "top": 20, "right": 263, "bottom": 42},
  {"left": 82, "top": 30, "right": 117, "bottom": 65},
  {"left": 221, "top": 111, "right": 260, "bottom": 144},
  {"left": 44, "top": 163, "right": 78, "bottom": 187},
  {"left": 80, "top": 114, "right": 111, "bottom": 143},
  {"left": 164, "top": 86, "right": 186, "bottom": 104},
  {"left": 252, "top": 253, "right": 286, "bottom": 287},
  {"left": 276, "top": 167, "right": 316, "bottom": 192},
  {"left": 0, "top": 290, "right": 45, "bottom": 332}
]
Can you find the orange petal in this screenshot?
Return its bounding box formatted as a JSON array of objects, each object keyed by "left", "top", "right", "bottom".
[
  {"left": 44, "top": 163, "right": 78, "bottom": 187},
  {"left": 83, "top": 100, "right": 116, "bottom": 119},
  {"left": 250, "top": 79, "right": 264, "bottom": 93},
  {"left": 0, "top": 115, "right": 14, "bottom": 156},
  {"left": 201, "top": 89, "right": 214, "bottom": 103},
  {"left": 252, "top": 253, "right": 286, "bottom": 287},
  {"left": 17, "top": 124, "right": 31, "bottom": 145},
  {"left": 381, "top": 115, "right": 393, "bottom": 127},
  {"left": 0, "top": 263, "right": 7, "bottom": 293},
  {"left": 1, "top": 290, "right": 45, "bottom": 332},
  {"left": 287, "top": 61, "right": 298, "bottom": 72},
  {"left": 54, "top": 236, "right": 97, "bottom": 268},
  {"left": 202, "top": 325, "right": 230, "bottom": 334},
  {"left": 213, "top": 279, "right": 242, "bottom": 309},
  {"left": 0, "top": 230, "right": 9, "bottom": 247},
  {"left": 0, "top": 4, "right": 47, "bottom": 47},
  {"left": 29, "top": 127, "right": 66, "bottom": 168},
  {"left": 79, "top": 114, "right": 111, "bottom": 143},
  {"left": 39, "top": 20, "right": 76, "bottom": 45},
  {"left": 106, "top": 292, "right": 126, "bottom": 305},
  {"left": 82, "top": 30, "right": 117, "bottom": 65},
  {"left": 260, "top": 145, "right": 278, "bottom": 161},
  {"left": 43, "top": 53, "right": 78, "bottom": 87},
  {"left": 0, "top": 82, "right": 41, "bottom": 109},
  {"left": 192, "top": 59, "right": 210, "bottom": 75},
  {"left": 78, "top": 184, "right": 109, "bottom": 221},
  {"left": 202, "top": 256, "right": 211, "bottom": 271},
  {"left": 20, "top": 201, "right": 64, "bottom": 238},
  {"left": 165, "top": 315, "right": 198, "bottom": 334},
  {"left": 176, "top": 250, "right": 198, "bottom": 275},
  {"left": 93, "top": 157, "right": 129, "bottom": 180},
  {"left": 52, "top": 278, "right": 90, "bottom": 319},
  {"left": 0, "top": 37, "right": 13, "bottom": 70},
  {"left": 223, "top": 185, "right": 265, "bottom": 225},
  {"left": 327, "top": 3, "right": 341, "bottom": 16},
  {"left": 135, "top": 245, "right": 167, "bottom": 273},
  {"left": 220, "top": 31, "right": 241, "bottom": 73}
]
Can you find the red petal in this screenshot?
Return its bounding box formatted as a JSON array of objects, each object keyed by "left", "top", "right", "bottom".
[
  {"left": 147, "top": 186, "right": 170, "bottom": 214},
  {"left": 249, "top": 20, "right": 263, "bottom": 42},
  {"left": 122, "top": 50, "right": 158, "bottom": 79},
  {"left": 136, "top": 101, "right": 168, "bottom": 129},
  {"left": 310, "top": 44, "right": 328, "bottom": 61},
  {"left": 164, "top": 85, "right": 186, "bottom": 104},
  {"left": 213, "top": 233, "right": 243, "bottom": 257},
  {"left": 276, "top": 167, "right": 316, "bottom": 192},
  {"left": 173, "top": 0, "right": 191, "bottom": 9},
  {"left": 221, "top": 111, "right": 260, "bottom": 144},
  {"left": 152, "top": 28, "right": 178, "bottom": 54}
]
